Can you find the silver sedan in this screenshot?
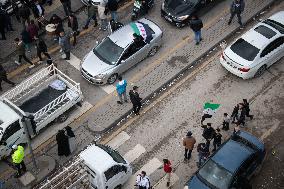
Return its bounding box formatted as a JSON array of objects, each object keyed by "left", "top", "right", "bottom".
[{"left": 80, "top": 18, "right": 163, "bottom": 85}]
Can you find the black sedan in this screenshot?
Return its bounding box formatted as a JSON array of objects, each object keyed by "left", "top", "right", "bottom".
[{"left": 161, "top": 0, "right": 218, "bottom": 27}]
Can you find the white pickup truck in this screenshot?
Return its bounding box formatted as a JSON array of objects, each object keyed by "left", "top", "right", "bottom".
[{"left": 0, "top": 64, "right": 83, "bottom": 159}]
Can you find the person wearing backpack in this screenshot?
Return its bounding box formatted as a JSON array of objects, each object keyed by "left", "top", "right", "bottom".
[
  {"left": 135, "top": 171, "right": 151, "bottom": 189},
  {"left": 189, "top": 15, "right": 203, "bottom": 45}
]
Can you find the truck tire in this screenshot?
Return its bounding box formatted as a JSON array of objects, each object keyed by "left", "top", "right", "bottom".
[{"left": 57, "top": 113, "right": 69, "bottom": 123}]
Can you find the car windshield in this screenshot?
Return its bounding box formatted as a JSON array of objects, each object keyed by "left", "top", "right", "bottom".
[
  {"left": 198, "top": 159, "right": 233, "bottom": 189},
  {"left": 230, "top": 38, "right": 260, "bottom": 61},
  {"left": 93, "top": 37, "right": 124, "bottom": 65},
  {"left": 97, "top": 144, "right": 127, "bottom": 164}
]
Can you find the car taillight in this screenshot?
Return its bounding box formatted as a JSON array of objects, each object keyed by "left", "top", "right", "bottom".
[
  {"left": 238, "top": 67, "right": 250, "bottom": 72},
  {"left": 221, "top": 52, "right": 226, "bottom": 61}
]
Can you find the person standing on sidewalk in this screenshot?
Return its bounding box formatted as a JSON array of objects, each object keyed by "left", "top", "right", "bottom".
[
  {"left": 135, "top": 171, "right": 151, "bottom": 189},
  {"left": 35, "top": 37, "right": 51, "bottom": 63},
  {"left": 60, "top": 0, "right": 73, "bottom": 16},
  {"left": 212, "top": 128, "right": 222, "bottom": 152},
  {"left": 228, "top": 0, "right": 245, "bottom": 26},
  {"left": 182, "top": 131, "right": 196, "bottom": 161},
  {"left": 14, "top": 38, "right": 35, "bottom": 68},
  {"left": 59, "top": 31, "right": 71, "bottom": 60},
  {"left": 83, "top": 0, "right": 98, "bottom": 29},
  {"left": 107, "top": 0, "right": 119, "bottom": 22},
  {"left": 27, "top": 20, "right": 39, "bottom": 40},
  {"left": 197, "top": 143, "right": 210, "bottom": 167},
  {"left": 67, "top": 14, "right": 79, "bottom": 46},
  {"left": 21, "top": 29, "right": 32, "bottom": 52},
  {"left": 98, "top": 0, "right": 108, "bottom": 31},
  {"left": 222, "top": 113, "right": 230, "bottom": 131},
  {"left": 116, "top": 76, "right": 128, "bottom": 104},
  {"left": 231, "top": 103, "right": 239, "bottom": 123},
  {"left": 0, "top": 9, "right": 6, "bottom": 40},
  {"left": 18, "top": 5, "right": 31, "bottom": 28},
  {"left": 237, "top": 103, "right": 246, "bottom": 127},
  {"left": 11, "top": 145, "right": 27, "bottom": 178},
  {"left": 56, "top": 129, "right": 71, "bottom": 156},
  {"left": 189, "top": 15, "right": 203, "bottom": 45},
  {"left": 202, "top": 123, "right": 215, "bottom": 147},
  {"left": 160, "top": 159, "right": 172, "bottom": 187},
  {"left": 243, "top": 99, "right": 253, "bottom": 120},
  {"left": 129, "top": 86, "right": 142, "bottom": 115},
  {"left": 0, "top": 64, "right": 15, "bottom": 91},
  {"left": 65, "top": 126, "right": 76, "bottom": 154}
]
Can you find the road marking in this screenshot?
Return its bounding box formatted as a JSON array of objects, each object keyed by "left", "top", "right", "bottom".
[
  {"left": 184, "top": 186, "right": 189, "bottom": 189},
  {"left": 154, "top": 173, "right": 179, "bottom": 189},
  {"left": 66, "top": 53, "right": 81, "bottom": 70},
  {"left": 123, "top": 144, "right": 146, "bottom": 163},
  {"left": 260, "top": 120, "right": 280, "bottom": 141},
  {"left": 107, "top": 131, "right": 130, "bottom": 150},
  {"left": 100, "top": 84, "right": 116, "bottom": 94},
  {"left": 124, "top": 158, "right": 163, "bottom": 188}
]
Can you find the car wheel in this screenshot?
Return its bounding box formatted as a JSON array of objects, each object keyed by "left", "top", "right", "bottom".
[
  {"left": 148, "top": 46, "right": 158, "bottom": 57},
  {"left": 57, "top": 112, "right": 68, "bottom": 123},
  {"left": 254, "top": 65, "right": 267, "bottom": 77},
  {"left": 107, "top": 73, "right": 118, "bottom": 84}
]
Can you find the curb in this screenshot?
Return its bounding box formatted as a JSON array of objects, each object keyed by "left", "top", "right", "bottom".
[{"left": 97, "top": 0, "right": 278, "bottom": 136}]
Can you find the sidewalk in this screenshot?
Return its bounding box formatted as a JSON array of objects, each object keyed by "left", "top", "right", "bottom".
[
  {"left": 0, "top": 0, "right": 85, "bottom": 71},
  {"left": 80, "top": 0, "right": 276, "bottom": 133}
]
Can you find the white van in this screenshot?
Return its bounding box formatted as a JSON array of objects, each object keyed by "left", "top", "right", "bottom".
[{"left": 80, "top": 144, "right": 132, "bottom": 189}]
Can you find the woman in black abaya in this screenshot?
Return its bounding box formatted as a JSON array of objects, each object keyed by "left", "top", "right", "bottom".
[{"left": 56, "top": 129, "right": 70, "bottom": 156}]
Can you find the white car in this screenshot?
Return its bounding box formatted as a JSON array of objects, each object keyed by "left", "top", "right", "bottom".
[{"left": 220, "top": 11, "right": 284, "bottom": 79}]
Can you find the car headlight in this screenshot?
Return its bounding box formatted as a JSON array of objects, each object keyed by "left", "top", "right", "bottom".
[
  {"left": 161, "top": 2, "right": 165, "bottom": 10},
  {"left": 177, "top": 15, "right": 189, "bottom": 21},
  {"left": 95, "top": 74, "right": 106, "bottom": 79}
]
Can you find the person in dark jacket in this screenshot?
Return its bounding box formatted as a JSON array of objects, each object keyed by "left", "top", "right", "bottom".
[
  {"left": 0, "top": 9, "right": 6, "bottom": 40},
  {"left": 202, "top": 123, "right": 215, "bottom": 146},
  {"left": 50, "top": 14, "right": 64, "bottom": 38},
  {"left": 197, "top": 143, "right": 210, "bottom": 167},
  {"left": 60, "top": 0, "right": 73, "bottom": 16},
  {"left": 21, "top": 29, "right": 32, "bottom": 52},
  {"left": 67, "top": 14, "right": 78, "bottom": 46},
  {"left": 231, "top": 103, "right": 239, "bottom": 123},
  {"left": 19, "top": 5, "right": 31, "bottom": 28},
  {"left": 107, "top": 0, "right": 119, "bottom": 21},
  {"left": 59, "top": 31, "right": 71, "bottom": 60},
  {"left": 243, "top": 99, "right": 253, "bottom": 120},
  {"left": 14, "top": 38, "right": 34, "bottom": 68},
  {"left": 237, "top": 103, "right": 246, "bottom": 127},
  {"left": 56, "top": 129, "right": 71, "bottom": 156},
  {"left": 189, "top": 15, "right": 203, "bottom": 45},
  {"left": 212, "top": 128, "right": 222, "bottom": 151},
  {"left": 129, "top": 86, "right": 142, "bottom": 115},
  {"left": 222, "top": 113, "right": 230, "bottom": 131},
  {"left": 27, "top": 20, "right": 39, "bottom": 40},
  {"left": 31, "top": 0, "right": 45, "bottom": 28},
  {"left": 228, "top": 0, "right": 245, "bottom": 26},
  {"left": 0, "top": 64, "right": 15, "bottom": 91},
  {"left": 3, "top": 9, "right": 14, "bottom": 31},
  {"left": 35, "top": 37, "right": 51, "bottom": 62},
  {"left": 83, "top": 0, "right": 98, "bottom": 29}
]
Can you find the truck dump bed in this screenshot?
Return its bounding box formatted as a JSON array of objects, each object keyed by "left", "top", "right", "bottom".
[{"left": 1, "top": 64, "right": 83, "bottom": 130}]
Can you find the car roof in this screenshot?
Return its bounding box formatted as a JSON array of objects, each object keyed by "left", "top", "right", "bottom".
[
  {"left": 268, "top": 11, "right": 284, "bottom": 26},
  {"left": 0, "top": 100, "right": 21, "bottom": 131},
  {"left": 211, "top": 139, "right": 255, "bottom": 173},
  {"left": 80, "top": 144, "right": 116, "bottom": 173},
  {"left": 108, "top": 18, "right": 158, "bottom": 48},
  {"left": 237, "top": 131, "right": 265, "bottom": 151}
]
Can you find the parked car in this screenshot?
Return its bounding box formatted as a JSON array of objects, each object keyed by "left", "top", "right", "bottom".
[
  {"left": 187, "top": 131, "right": 266, "bottom": 189},
  {"left": 80, "top": 18, "right": 163, "bottom": 85},
  {"left": 161, "top": 0, "right": 218, "bottom": 27},
  {"left": 220, "top": 11, "right": 284, "bottom": 79}
]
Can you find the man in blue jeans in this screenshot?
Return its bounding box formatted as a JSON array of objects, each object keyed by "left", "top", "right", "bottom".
[
  {"left": 189, "top": 15, "right": 203, "bottom": 45},
  {"left": 83, "top": 0, "right": 98, "bottom": 29},
  {"left": 116, "top": 76, "right": 128, "bottom": 104}
]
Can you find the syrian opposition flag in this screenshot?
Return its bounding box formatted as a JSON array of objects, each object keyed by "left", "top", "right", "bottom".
[
  {"left": 203, "top": 102, "right": 221, "bottom": 115},
  {"left": 130, "top": 21, "right": 153, "bottom": 44}
]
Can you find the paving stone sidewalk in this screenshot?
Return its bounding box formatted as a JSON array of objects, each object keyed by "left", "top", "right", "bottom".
[{"left": 82, "top": 0, "right": 276, "bottom": 133}]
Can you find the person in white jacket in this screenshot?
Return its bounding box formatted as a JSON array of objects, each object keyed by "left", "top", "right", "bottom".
[
  {"left": 135, "top": 171, "right": 150, "bottom": 189},
  {"left": 98, "top": 0, "right": 108, "bottom": 31}
]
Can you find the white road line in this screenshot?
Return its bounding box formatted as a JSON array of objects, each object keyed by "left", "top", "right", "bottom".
[
  {"left": 107, "top": 131, "right": 130, "bottom": 150},
  {"left": 184, "top": 186, "right": 189, "bottom": 189},
  {"left": 66, "top": 53, "right": 81, "bottom": 70},
  {"left": 260, "top": 120, "right": 280, "bottom": 140},
  {"left": 100, "top": 85, "right": 116, "bottom": 94},
  {"left": 123, "top": 158, "right": 163, "bottom": 188},
  {"left": 154, "top": 173, "right": 179, "bottom": 189},
  {"left": 123, "top": 144, "right": 146, "bottom": 163}
]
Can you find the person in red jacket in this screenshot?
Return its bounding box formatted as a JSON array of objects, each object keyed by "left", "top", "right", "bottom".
[{"left": 160, "top": 159, "right": 172, "bottom": 187}]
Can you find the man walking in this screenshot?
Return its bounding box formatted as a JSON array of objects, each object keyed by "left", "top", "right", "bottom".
[
  {"left": 35, "top": 37, "right": 51, "bottom": 63},
  {"left": 202, "top": 123, "right": 215, "bottom": 146},
  {"left": 83, "top": 0, "right": 98, "bottom": 29},
  {"left": 98, "top": 0, "right": 108, "bottom": 31},
  {"left": 228, "top": 0, "right": 245, "bottom": 26},
  {"left": 197, "top": 143, "right": 209, "bottom": 167},
  {"left": 135, "top": 171, "right": 151, "bottom": 189},
  {"left": 222, "top": 113, "right": 230, "bottom": 131},
  {"left": 67, "top": 14, "right": 79, "bottom": 46},
  {"left": 0, "top": 64, "right": 15, "bottom": 91},
  {"left": 59, "top": 31, "right": 71, "bottom": 60},
  {"left": 129, "top": 86, "right": 142, "bottom": 115},
  {"left": 243, "top": 99, "right": 253, "bottom": 120},
  {"left": 189, "top": 15, "right": 203, "bottom": 45},
  {"left": 60, "top": 0, "right": 73, "bottom": 16},
  {"left": 11, "top": 145, "right": 26, "bottom": 178},
  {"left": 212, "top": 128, "right": 222, "bottom": 151},
  {"left": 182, "top": 131, "right": 196, "bottom": 161},
  {"left": 107, "top": 0, "right": 119, "bottom": 21},
  {"left": 14, "top": 38, "right": 35, "bottom": 68},
  {"left": 116, "top": 76, "right": 127, "bottom": 104}
]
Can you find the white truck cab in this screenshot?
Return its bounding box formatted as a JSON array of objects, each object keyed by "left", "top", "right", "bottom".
[{"left": 80, "top": 144, "right": 132, "bottom": 189}]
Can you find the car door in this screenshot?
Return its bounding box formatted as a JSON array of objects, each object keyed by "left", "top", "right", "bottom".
[
  {"left": 259, "top": 36, "right": 284, "bottom": 67},
  {"left": 0, "top": 121, "right": 25, "bottom": 156},
  {"left": 104, "top": 165, "right": 127, "bottom": 189}
]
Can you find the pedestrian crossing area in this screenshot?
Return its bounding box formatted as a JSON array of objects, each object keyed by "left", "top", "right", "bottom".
[{"left": 105, "top": 131, "right": 181, "bottom": 189}]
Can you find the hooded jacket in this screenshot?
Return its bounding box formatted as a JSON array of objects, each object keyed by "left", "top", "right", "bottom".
[{"left": 12, "top": 145, "right": 25, "bottom": 164}]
